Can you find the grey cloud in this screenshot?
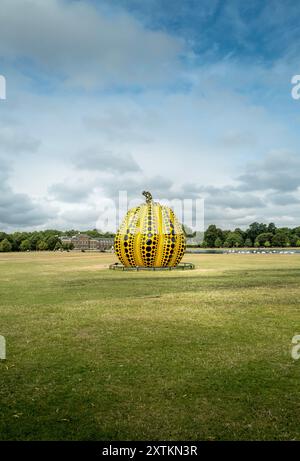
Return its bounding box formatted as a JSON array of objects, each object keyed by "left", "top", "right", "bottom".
[
  {"left": 203, "top": 205, "right": 258, "bottom": 228},
  {"left": 237, "top": 150, "right": 300, "bottom": 192},
  {"left": 203, "top": 200, "right": 300, "bottom": 229},
  {"left": 48, "top": 182, "right": 93, "bottom": 203},
  {"left": 193, "top": 191, "right": 300, "bottom": 231},
  {"left": 0, "top": 193, "right": 53, "bottom": 226},
  {"left": 0, "top": 156, "right": 11, "bottom": 182},
  {"left": 181, "top": 183, "right": 265, "bottom": 209},
  {"left": 100, "top": 174, "right": 174, "bottom": 200},
  {"left": 267, "top": 192, "right": 300, "bottom": 206},
  {"left": 206, "top": 190, "right": 265, "bottom": 209},
  {"left": 74, "top": 149, "right": 141, "bottom": 173},
  {"left": 0, "top": 166, "right": 54, "bottom": 229},
  {"left": 0, "top": 0, "right": 183, "bottom": 88},
  {"left": 178, "top": 150, "right": 300, "bottom": 228},
  {"left": 59, "top": 207, "right": 100, "bottom": 227},
  {"left": 0, "top": 123, "right": 40, "bottom": 155},
  {"left": 238, "top": 172, "right": 300, "bottom": 192}
]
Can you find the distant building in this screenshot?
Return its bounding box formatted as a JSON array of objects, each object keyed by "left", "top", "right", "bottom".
[
  {"left": 98, "top": 238, "right": 114, "bottom": 251},
  {"left": 89, "top": 238, "right": 100, "bottom": 250},
  {"left": 60, "top": 233, "right": 114, "bottom": 251}
]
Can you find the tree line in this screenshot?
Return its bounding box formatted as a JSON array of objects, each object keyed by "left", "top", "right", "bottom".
[
  {"left": 0, "top": 229, "right": 114, "bottom": 252},
  {"left": 0, "top": 223, "right": 299, "bottom": 252},
  {"left": 202, "top": 222, "right": 300, "bottom": 248}
]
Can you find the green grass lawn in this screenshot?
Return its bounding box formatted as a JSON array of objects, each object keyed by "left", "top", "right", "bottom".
[{"left": 1, "top": 251, "right": 300, "bottom": 440}]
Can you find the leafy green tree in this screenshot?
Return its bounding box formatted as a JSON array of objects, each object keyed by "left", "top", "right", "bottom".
[
  {"left": 272, "top": 231, "right": 289, "bottom": 247},
  {"left": 0, "top": 238, "right": 12, "bottom": 252},
  {"left": 29, "top": 233, "right": 40, "bottom": 251},
  {"left": 246, "top": 222, "right": 267, "bottom": 243},
  {"left": 244, "top": 238, "right": 252, "bottom": 247},
  {"left": 289, "top": 232, "right": 300, "bottom": 247},
  {"left": 20, "top": 239, "right": 31, "bottom": 251},
  {"left": 62, "top": 242, "right": 74, "bottom": 251},
  {"left": 86, "top": 229, "right": 103, "bottom": 238},
  {"left": 214, "top": 237, "right": 222, "bottom": 248},
  {"left": 255, "top": 232, "right": 274, "bottom": 246},
  {"left": 9, "top": 237, "right": 19, "bottom": 252},
  {"left": 224, "top": 231, "right": 244, "bottom": 248},
  {"left": 221, "top": 230, "right": 229, "bottom": 243},
  {"left": 267, "top": 223, "right": 277, "bottom": 234},
  {"left": 65, "top": 230, "right": 78, "bottom": 237},
  {"left": 204, "top": 225, "right": 223, "bottom": 248},
  {"left": 54, "top": 241, "right": 63, "bottom": 250},
  {"left": 37, "top": 240, "right": 48, "bottom": 251},
  {"left": 46, "top": 235, "right": 60, "bottom": 251},
  {"left": 296, "top": 239, "right": 300, "bottom": 247},
  {"left": 292, "top": 227, "right": 300, "bottom": 240},
  {"left": 234, "top": 228, "right": 245, "bottom": 239},
  {"left": 0, "top": 232, "right": 9, "bottom": 242}
]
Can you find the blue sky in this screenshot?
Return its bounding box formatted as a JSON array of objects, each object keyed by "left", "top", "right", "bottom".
[{"left": 0, "top": 0, "right": 300, "bottom": 231}]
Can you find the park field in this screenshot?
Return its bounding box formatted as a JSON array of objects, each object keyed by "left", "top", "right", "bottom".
[{"left": 1, "top": 251, "right": 300, "bottom": 440}]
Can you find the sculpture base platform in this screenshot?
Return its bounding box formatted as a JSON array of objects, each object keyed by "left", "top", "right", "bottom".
[{"left": 109, "top": 262, "right": 195, "bottom": 271}]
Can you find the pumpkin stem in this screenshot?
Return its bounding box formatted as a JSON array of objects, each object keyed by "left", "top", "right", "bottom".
[{"left": 142, "top": 191, "right": 153, "bottom": 204}]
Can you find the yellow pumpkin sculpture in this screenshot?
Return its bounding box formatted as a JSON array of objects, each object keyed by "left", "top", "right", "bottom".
[{"left": 114, "top": 191, "right": 186, "bottom": 267}]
